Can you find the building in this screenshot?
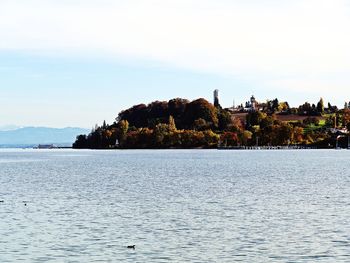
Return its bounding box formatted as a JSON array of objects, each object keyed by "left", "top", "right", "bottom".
[
  {"left": 213, "top": 89, "right": 219, "bottom": 107},
  {"left": 244, "top": 95, "right": 258, "bottom": 111},
  {"left": 250, "top": 95, "right": 257, "bottom": 111},
  {"left": 228, "top": 95, "right": 261, "bottom": 112}
]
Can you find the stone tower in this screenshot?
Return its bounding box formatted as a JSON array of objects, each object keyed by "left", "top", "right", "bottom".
[{"left": 214, "top": 89, "right": 219, "bottom": 107}]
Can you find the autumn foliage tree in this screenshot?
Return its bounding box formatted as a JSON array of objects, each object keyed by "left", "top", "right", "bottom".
[{"left": 73, "top": 96, "right": 341, "bottom": 149}]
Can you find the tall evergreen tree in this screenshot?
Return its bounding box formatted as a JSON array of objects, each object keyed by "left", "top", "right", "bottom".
[
  {"left": 317, "top": 98, "right": 324, "bottom": 114},
  {"left": 168, "top": 115, "right": 177, "bottom": 132}
]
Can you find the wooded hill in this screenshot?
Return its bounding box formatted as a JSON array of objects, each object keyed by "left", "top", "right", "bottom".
[{"left": 73, "top": 97, "right": 350, "bottom": 149}]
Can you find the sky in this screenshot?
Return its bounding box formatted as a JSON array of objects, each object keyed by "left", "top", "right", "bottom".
[{"left": 1, "top": 0, "right": 350, "bottom": 128}]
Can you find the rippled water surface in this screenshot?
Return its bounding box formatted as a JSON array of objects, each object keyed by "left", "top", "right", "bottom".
[{"left": 0, "top": 149, "right": 350, "bottom": 262}]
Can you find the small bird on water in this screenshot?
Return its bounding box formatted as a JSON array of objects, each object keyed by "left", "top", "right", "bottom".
[{"left": 127, "top": 245, "right": 135, "bottom": 250}]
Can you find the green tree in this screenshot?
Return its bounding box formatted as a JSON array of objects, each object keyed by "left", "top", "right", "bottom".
[
  {"left": 317, "top": 98, "right": 324, "bottom": 114},
  {"left": 218, "top": 109, "right": 232, "bottom": 130},
  {"left": 291, "top": 127, "right": 304, "bottom": 144},
  {"left": 246, "top": 111, "right": 267, "bottom": 128},
  {"left": 203, "top": 130, "right": 220, "bottom": 147},
  {"left": 298, "top": 102, "right": 312, "bottom": 115},
  {"left": 303, "top": 117, "right": 320, "bottom": 126},
  {"left": 325, "top": 115, "right": 337, "bottom": 128}
]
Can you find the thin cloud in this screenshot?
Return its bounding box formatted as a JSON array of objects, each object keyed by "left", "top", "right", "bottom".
[{"left": 1, "top": 0, "right": 350, "bottom": 96}]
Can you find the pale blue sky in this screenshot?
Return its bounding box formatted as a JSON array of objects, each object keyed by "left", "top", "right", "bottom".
[
  {"left": 1, "top": 0, "right": 349, "bottom": 127},
  {"left": 0, "top": 52, "right": 254, "bottom": 127}
]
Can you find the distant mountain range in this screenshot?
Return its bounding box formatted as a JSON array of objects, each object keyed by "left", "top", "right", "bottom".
[
  {"left": 0, "top": 127, "right": 90, "bottom": 147},
  {"left": 0, "top": 125, "right": 22, "bottom": 131}
]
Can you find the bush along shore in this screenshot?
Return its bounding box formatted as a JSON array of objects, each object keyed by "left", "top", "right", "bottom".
[{"left": 73, "top": 97, "right": 350, "bottom": 149}]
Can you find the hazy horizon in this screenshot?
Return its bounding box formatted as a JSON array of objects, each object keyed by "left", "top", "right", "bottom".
[
  {"left": 1, "top": 0, "right": 350, "bottom": 127},
  {"left": 0, "top": 125, "right": 91, "bottom": 131}
]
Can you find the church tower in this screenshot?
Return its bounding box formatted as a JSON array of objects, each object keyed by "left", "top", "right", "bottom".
[{"left": 250, "top": 95, "right": 257, "bottom": 111}]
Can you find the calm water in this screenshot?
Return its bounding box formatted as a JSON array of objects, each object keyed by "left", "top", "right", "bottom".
[{"left": 0, "top": 149, "right": 349, "bottom": 262}]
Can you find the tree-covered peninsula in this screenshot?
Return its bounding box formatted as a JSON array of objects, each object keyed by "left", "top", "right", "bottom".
[{"left": 73, "top": 95, "right": 350, "bottom": 149}]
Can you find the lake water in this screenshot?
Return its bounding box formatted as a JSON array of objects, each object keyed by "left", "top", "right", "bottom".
[{"left": 0, "top": 149, "right": 349, "bottom": 262}]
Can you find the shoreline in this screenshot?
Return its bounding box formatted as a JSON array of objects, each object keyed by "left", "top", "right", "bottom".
[{"left": 1, "top": 147, "right": 349, "bottom": 152}]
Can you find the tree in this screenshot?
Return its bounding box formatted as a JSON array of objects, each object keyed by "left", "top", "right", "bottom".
[
  {"left": 148, "top": 101, "right": 169, "bottom": 121},
  {"left": 228, "top": 117, "right": 244, "bottom": 133},
  {"left": 325, "top": 115, "right": 338, "bottom": 128},
  {"left": 277, "top": 123, "right": 293, "bottom": 145},
  {"left": 298, "top": 102, "right": 319, "bottom": 116},
  {"left": 260, "top": 115, "right": 274, "bottom": 129},
  {"left": 117, "top": 104, "right": 148, "bottom": 128},
  {"left": 342, "top": 109, "right": 350, "bottom": 128},
  {"left": 246, "top": 111, "right": 267, "bottom": 128},
  {"left": 272, "top": 98, "right": 279, "bottom": 112},
  {"left": 217, "top": 109, "right": 232, "bottom": 130},
  {"left": 203, "top": 130, "right": 220, "bottom": 147},
  {"left": 291, "top": 127, "right": 304, "bottom": 144},
  {"left": 317, "top": 98, "right": 324, "bottom": 114},
  {"left": 278, "top": 102, "right": 290, "bottom": 112},
  {"left": 183, "top": 98, "right": 218, "bottom": 129},
  {"left": 154, "top": 123, "right": 169, "bottom": 146},
  {"left": 194, "top": 118, "right": 208, "bottom": 131},
  {"left": 241, "top": 130, "right": 253, "bottom": 146},
  {"left": 168, "top": 115, "right": 177, "bottom": 132},
  {"left": 73, "top": 135, "right": 88, "bottom": 148},
  {"left": 327, "top": 102, "right": 338, "bottom": 114},
  {"left": 221, "top": 132, "right": 239, "bottom": 146},
  {"left": 168, "top": 98, "right": 189, "bottom": 129},
  {"left": 118, "top": 120, "right": 129, "bottom": 145},
  {"left": 303, "top": 117, "right": 320, "bottom": 126}
]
